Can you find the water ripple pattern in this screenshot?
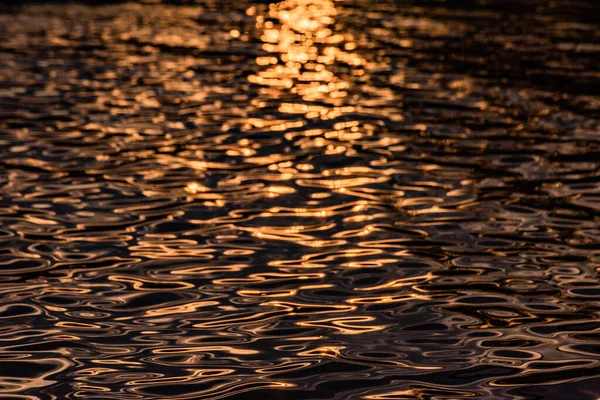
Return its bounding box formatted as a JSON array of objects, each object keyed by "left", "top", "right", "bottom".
[{"left": 0, "top": 0, "right": 599, "bottom": 398}]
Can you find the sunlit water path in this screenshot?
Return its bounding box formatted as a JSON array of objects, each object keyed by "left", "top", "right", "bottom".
[{"left": 0, "top": 0, "right": 599, "bottom": 398}]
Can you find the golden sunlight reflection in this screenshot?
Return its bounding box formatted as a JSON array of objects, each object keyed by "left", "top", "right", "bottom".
[{"left": 248, "top": 0, "right": 364, "bottom": 108}]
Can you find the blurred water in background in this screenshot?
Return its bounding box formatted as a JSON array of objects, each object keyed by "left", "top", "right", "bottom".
[{"left": 0, "top": 0, "right": 599, "bottom": 398}]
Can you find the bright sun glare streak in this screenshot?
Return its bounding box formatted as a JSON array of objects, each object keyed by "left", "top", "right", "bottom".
[{"left": 248, "top": 0, "right": 364, "bottom": 107}]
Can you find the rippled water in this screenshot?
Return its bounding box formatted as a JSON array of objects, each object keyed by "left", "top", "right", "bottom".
[{"left": 0, "top": 0, "right": 599, "bottom": 398}]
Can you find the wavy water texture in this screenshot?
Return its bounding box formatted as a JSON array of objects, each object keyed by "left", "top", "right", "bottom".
[{"left": 0, "top": 0, "right": 599, "bottom": 399}]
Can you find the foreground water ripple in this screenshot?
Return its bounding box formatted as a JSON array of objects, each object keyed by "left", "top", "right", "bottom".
[{"left": 0, "top": 0, "right": 599, "bottom": 398}]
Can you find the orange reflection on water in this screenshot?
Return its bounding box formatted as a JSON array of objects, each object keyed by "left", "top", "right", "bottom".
[
  {"left": 249, "top": 0, "right": 364, "bottom": 108},
  {"left": 297, "top": 315, "right": 386, "bottom": 335}
]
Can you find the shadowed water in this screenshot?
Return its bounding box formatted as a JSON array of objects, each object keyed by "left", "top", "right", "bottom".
[{"left": 0, "top": 0, "right": 599, "bottom": 398}]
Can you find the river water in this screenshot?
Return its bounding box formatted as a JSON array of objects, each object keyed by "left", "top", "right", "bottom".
[{"left": 0, "top": 0, "right": 599, "bottom": 398}]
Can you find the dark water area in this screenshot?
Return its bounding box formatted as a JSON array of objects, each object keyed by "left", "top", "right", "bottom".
[{"left": 0, "top": 0, "right": 599, "bottom": 398}]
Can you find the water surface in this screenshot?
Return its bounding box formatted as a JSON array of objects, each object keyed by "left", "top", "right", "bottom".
[{"left": 0, "top": 0, "right": 600, "bottom": 398}]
